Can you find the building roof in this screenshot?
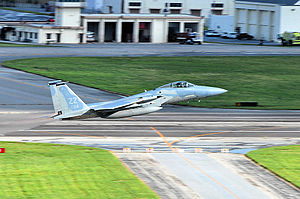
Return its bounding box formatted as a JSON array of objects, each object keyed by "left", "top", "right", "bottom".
[{"left": 236, "top": 0, "right": 299, "bottom": 6}]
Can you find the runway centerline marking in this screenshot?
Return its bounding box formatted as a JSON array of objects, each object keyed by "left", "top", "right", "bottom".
[
  {"left": 149, "top": 126, "right": 240, "bottom": 199},
  {"left": 35, "top": 131, "right": 103, "bottom": 138}
]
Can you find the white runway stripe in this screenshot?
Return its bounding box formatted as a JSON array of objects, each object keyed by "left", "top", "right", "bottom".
[
  {"left": 44, "top": 121, "right": 300, "bottom": 126},
  {"left": 20, "top": 130, "right": 300, "bottom": 133}
]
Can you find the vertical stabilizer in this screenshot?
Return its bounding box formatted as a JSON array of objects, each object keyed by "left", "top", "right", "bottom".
[{"left": 48, "top": 81, "right": 90, "bottom": 119}]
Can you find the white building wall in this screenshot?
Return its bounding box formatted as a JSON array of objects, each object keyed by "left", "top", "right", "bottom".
[
  {"left": 279, "top": 6, "right": 300, "bottom": 33},
  {"left": 9, "top": 26, "right": 40, "bottom": 42},
  {"left": 39, "top": 28, "right": 84, "bottom": 44},
  {"left": 5, "top": 26, "right": 84, "bottom": 44},
  {"left": 123, "top": 0, "right": 234, "bottom": 18},
  {"left": 55, "top": 7, "right": 81, "bottom": 26},
  {"left": 235, "top": 1, "right": 280, "bottom": 41},
  {"left": 209, "top": 15, "right": 235, "bottom": 33},
  {"left": 55, "top": 2, "right": 84, "bottom": 26},
  {"left": 151, "top": 20, "right": 168, "bottom": 43}
]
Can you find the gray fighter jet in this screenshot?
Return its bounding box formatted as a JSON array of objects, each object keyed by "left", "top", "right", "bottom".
[{"left": 49, "top": 80, "right": 227, "bottom": 120}]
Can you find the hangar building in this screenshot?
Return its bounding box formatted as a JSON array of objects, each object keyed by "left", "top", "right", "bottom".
[{"left": 235, "top": 0, "right": 300, "bottom": 41}]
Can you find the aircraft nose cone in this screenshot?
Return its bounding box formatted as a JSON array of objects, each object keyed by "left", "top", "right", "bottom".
[
  {"left": 211, "top": 88, "right": 227, "bottom": 95},
  {"left": 209, "top": 87, "right": 228, "bottom": 96}
]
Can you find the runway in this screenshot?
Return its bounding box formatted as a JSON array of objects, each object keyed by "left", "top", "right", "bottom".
[{"left": 1, "top": 44, "right": 300, "bottom": 198}]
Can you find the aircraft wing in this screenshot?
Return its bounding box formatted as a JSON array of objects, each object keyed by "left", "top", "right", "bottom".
[{"left": 88, "top": 95, "right": 168, "bottom": 112}]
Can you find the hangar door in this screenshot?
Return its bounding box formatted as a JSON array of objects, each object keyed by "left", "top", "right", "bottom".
[
  {"left": 168, "top": 22, "right": 179, "bottom": 42},
  {"left": 87, "top": 22, "right": 99, "bottom": 42},
  {"left": 139, "top": 22, "right": 151, "bottom": 42},
  {"left": 122, "top": 22, "right": 133, "bottom": 42},
  {"left": 105, "top": 22, "right": 116, "bottom": 42}
]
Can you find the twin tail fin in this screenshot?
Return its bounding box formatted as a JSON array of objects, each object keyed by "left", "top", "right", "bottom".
[{"left": 48, "top": 80, "right": 90, "bottom": 119}]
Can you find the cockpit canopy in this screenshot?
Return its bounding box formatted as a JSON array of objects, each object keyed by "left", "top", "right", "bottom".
[{"left": 159, "top": 81, "right": 195, "bottom": 88}]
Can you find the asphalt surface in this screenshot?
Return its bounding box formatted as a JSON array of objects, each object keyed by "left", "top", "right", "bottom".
[
  {"left": 1, "top": 43, "right": 300, "bottom": 199},
  {"left": 2, "top": 65, "right": 300, "bottom": 140},
  {"left": 1, "top": 43, "right": 300, "bottom": 60}
]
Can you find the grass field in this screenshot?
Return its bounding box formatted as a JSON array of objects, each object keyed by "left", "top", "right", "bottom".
[
  {"left": 247, "top": 145, "right": 300, "bottom": 188},
  {"left": 3, "top": 56, "right": 300, "bottom": 109},
  {"left": 0, "top": 142, "right": 158, "bottom": 199}
]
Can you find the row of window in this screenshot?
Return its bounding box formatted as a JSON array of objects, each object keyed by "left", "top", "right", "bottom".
[
  {"left": 12, "top": 31, "right": 38, "bottom": 39},
  {"left": 129, "top": 9, "right": 203, "bottom": 16},
  {"left": 131, "top": 9, "right": 222, "bottom": 15},
  {"left": 128, "top": 2, "right": 223, "bottom": 8},
  {"left": 46, "top": 33, "right": 62, "bottom": 43}
]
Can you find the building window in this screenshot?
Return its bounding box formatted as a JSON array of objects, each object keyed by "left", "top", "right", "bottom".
[
  {"left": 30, "top": 32, "right": 33, "bottom": 38},
  {"left": 129, "top": 2, "right": 141, "bottom": 6},
  {"left": 170, "top": 3, "right": 182, "bottom": 7},
  {"left": 12, "top": 31, "right": 16, "bottom": 36},
  {"left": 129, "top": 9, "right": 140, "bottom": 13},
  {"left": 34, "top": 33, "right": 38, "bottom": 39},
  {"left": 170, "top": 9, "right": 181, "bottom": 14},
  {"left": 191, "top": 9, "right": 201, "bottom": 16},
  {"left": 211, "top": 3, "right": 223, "bottom": 8},
  {"left": 19, "top": 32, "right": 22, "bottom": 37},
  {"left": 211, "top": 10, "right": 222, "bottom": 15},
  {"left": 46, "top": 33, "right": 51, "bottom": 39},
  {"left": 56, "top": 33, "right": 61, "bottom": 43},
  {"left": 150, "top": 9, "right": 160, "bottom": 14}
]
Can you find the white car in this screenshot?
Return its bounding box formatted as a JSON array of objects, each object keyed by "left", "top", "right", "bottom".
[
  {"left": 227, "top": 32, "right": 238, "bottom": 39},
  {"left": 205, "top": 31, "right": 220, "bottom": 37},
  {"left": 86, "top": 31, "right": 96, "bottom": 42},
  {"left": 220, "top": 32, "right": 228, "bottom": 38}
]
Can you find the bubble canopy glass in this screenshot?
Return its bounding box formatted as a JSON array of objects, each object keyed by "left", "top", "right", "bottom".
[{"left": 159, "top": 81, "right": 195, "bottom": 88}]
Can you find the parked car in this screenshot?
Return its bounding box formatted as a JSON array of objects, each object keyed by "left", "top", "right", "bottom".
[
  {"left": 177, "top": 32, "right": 202, "bottom": 45},
  {"left": 220, "top": 32, "right": 228, "bottom": 38},
  {"left": 237, "top": 33, "right": 254, "bottom": 40},
  {"left": 47, "top": 18, "right": 55, "bottom": 22},
  {"left": 227, "top": 32, "right": 238, "bottom": 39},
  {"left": 86, "top": 31, "right": 96, "bottom": 42},
  {"left": 205, "top": 30, "right": 220, "bottom": 37}
]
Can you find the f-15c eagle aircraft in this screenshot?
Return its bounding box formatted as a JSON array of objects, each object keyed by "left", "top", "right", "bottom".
[{"left": 48, "top": 80, "right": 227, "bottom": 120}]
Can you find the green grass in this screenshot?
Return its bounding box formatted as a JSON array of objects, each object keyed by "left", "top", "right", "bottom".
[
  {"left": 247, "top": 145, "right": 300, "bottom": 188},
  {"left": 0, "top": 142, "right": 158, "bottom": 199},
  {"left": 3, "top": 56, "right": 300, "bottom": 109}
]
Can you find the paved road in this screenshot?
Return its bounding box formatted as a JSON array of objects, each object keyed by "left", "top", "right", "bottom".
[
  {"left": 1, "top": 43, "right": 300, "bottom": 61},
  {"left": 1, "top": 44, "right": 300, "bottom": 199}
]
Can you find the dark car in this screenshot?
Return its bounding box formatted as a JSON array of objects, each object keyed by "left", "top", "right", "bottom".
[{"left": 237, "top": 33, "right": 254, "bottom": 40}]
